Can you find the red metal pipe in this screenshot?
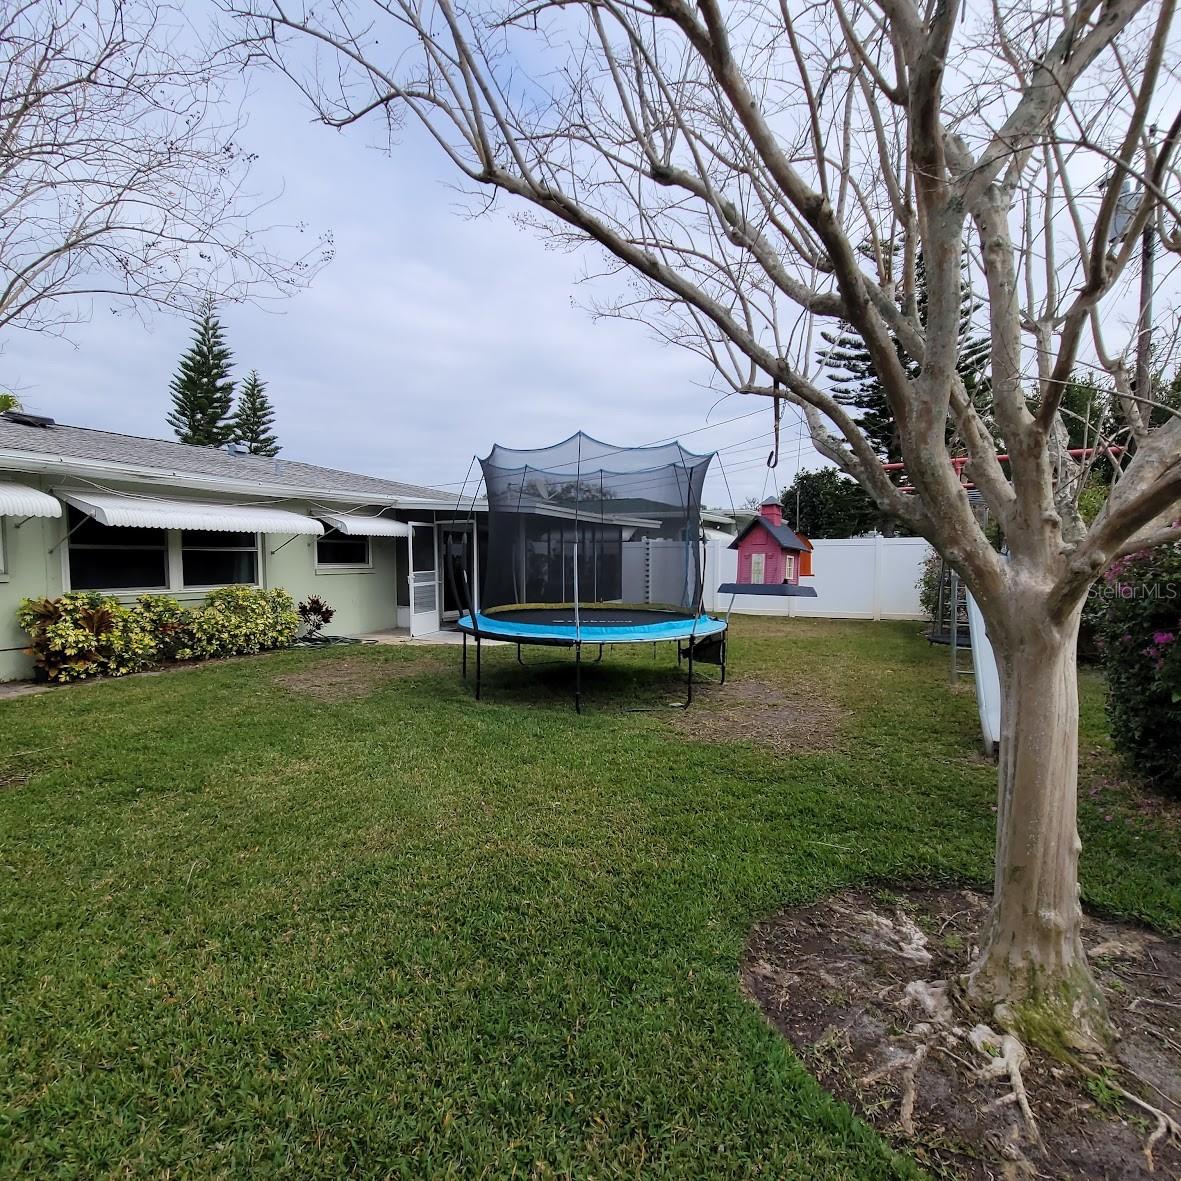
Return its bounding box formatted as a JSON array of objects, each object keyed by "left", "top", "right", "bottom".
[{"left": 881, "top": 445, "right": 1125, "bottom": 473}]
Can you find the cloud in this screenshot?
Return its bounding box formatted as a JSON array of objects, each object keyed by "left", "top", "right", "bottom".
[{"left": 0, "top": 66, "right": 807, "bottom": 509}]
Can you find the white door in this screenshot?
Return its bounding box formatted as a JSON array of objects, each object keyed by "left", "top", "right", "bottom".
[{"left": 408, "top": 522, "right": 439, "bottom": 637}]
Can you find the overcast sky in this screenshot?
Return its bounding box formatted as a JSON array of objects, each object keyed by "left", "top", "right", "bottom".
[{"left": 0, "top": 62, "right": 817, "bottom": 510}]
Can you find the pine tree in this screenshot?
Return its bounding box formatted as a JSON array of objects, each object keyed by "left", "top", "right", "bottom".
[
  {"left": 166, "top": 300, "right": 236, "bottom": 447},
  {"left": 817, "top": 253, "right": 993, "bottom": 464},
  {"left": 232, "top": 369, "right": 281, "bottom": 456}
]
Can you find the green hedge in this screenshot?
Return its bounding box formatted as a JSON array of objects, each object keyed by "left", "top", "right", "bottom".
[
  {"left": 1096, "top": 544, "right": 1181, "bottom": 796},
  {"left": 17, "top": 587, "right": 299, "bottom": 683}
]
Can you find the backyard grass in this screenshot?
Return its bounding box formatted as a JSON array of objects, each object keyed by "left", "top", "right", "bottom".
[{"left": 1, "top": 618, "right": 1177, "bottom": 1179}]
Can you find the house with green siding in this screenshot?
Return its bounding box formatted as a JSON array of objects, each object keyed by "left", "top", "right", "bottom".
[{"left": 0, "top": 410, "right": 484, "bottom": 680}]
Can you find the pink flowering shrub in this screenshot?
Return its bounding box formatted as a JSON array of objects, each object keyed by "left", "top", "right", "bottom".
[{"left": 1096, "top": 543, "right": 1181, "bottom": 794}]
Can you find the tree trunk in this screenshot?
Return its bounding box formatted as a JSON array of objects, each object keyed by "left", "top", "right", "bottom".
[{"left": 965, "top": 598, "right": 1110, "bottom": 1049}]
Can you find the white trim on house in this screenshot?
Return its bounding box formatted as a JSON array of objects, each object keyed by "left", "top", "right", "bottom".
[
  {"left": 316, "top": 512, "right": 409, "bottom": 537},
  {"left": 0, "top": 448, "right": 458, "bottom": 511},
  {"left": 59, "top": 491, "right": 324, "bottom": 535},
  {"left": 0, "top": 481, "right": 61, "bottom": 519}
]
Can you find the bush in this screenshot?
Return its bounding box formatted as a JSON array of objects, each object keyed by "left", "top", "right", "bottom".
[
  {"left": 1096, "top": 544, "right": 1181, "bottom": 795},
  {"left": 17, "top": 592, "right": 157, "bottom": 682},
  {"left": 185, "top": 587, "right": 299, "bottom": 659},
  {"left": 134, "top": 594, "right": 193, "bottom": 660},
  {"left": 298, "top": 594, "right": 336, "bottom": 640},
  {"left": 916, "top": 550, "right": 942, "bottom": 621},
  {"left": 17, "top": 586, "right": 299, "bottom": 683}
]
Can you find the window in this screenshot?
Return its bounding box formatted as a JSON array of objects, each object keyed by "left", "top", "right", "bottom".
[
  {"left": 750, "top": 552, "right": 765, "bottom": 583},
  {"left": 316, "top": 529, "right": 370, "bottom": 567},
  {"left": 181, "top": 530, "right": 258, "bottom": 587},
  {"left": 67, "top": 507, "right": 169, "bottom": 591},
  {"left": 783, "top": 554, "right": 795, "bottom": 582}
]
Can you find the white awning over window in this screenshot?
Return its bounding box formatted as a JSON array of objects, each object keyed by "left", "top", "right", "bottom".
[
  {"left": 317, "top": 512, "right": 409, "bottom": 537},
  {"left": 60, "top": 491, "right": 324, "bottom": 535},
  {"left": 0, "top": 482, "right": 62, "bottom": 519}
]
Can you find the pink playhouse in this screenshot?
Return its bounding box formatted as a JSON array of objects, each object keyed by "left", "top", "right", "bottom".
[{"left": 719, "top": 499, "right": 817, "bottom": 598}]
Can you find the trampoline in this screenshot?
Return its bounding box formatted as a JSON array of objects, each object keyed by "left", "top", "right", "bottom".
[{"left": 451, "top": 433, "right": 728, "bottom": 710}]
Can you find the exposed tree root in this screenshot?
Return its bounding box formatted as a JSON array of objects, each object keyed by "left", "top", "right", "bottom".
[
  {"left": 1107, "top": 1080, "right": 1180, "bottom": 1172},
  {"left": 745, "top": 889, "right": 1181, "bottom": 1179},
  {"left": 968, "top": 1025, "right": 1041, "bottom": 1146},
  {"left": 897, "top": 1043, "right": 927, "bottom": 1136}
]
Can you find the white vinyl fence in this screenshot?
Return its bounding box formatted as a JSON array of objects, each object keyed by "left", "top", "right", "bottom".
[{"left": 701, "top": 536, "right": 932, "bottom": 620}]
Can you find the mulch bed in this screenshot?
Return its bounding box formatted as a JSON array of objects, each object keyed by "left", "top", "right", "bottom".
[
  {"left": 742, "top": 887, "right": 1180, "bottom": 1180},
  {"left": 671, "top": 677, "right": 846, "bottom": 754}
]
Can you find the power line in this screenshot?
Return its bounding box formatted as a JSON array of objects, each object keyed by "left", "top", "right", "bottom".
[{"left": 405, "top": 403, "right": 778, "bottom": 489}]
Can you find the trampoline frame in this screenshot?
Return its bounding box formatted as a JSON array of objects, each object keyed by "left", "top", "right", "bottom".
[{"left": 457, "top": 608, "right": 727, "bottom": 712}]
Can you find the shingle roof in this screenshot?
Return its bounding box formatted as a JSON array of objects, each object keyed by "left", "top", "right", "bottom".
[
  {"left": 0, "top": 415, "right": 449, "bottom": 502},
  {"left": 728, "top": 515, "right": 810, "bottom": 552}
]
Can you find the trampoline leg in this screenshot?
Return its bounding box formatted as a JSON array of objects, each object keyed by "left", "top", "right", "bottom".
[
  {"left": 720, "top": 633, "right": 728, "bottom": 685},
  {"left": 462, "top": 633, "right": 468, "bottom": 680},
  {"left": 516, "top": 643, "right": 524, "bottom": 666},
  {"left": 475, "top": 636, "right": 482, "bottom": 702},
  {"left": 575, "top": 642, "right": 582, "bottom": 714},
  {"left": 686, "top": 636, "right": 695, "bottom": 708}
]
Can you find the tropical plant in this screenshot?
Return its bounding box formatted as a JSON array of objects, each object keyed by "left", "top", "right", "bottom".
[
  {"left": 298, "top": 595, "right": 335, "bottom": 640},
  {"left": 17, "top": 592, "right": 156, "bottom": 682},
  {"left": 185, "top": 586, "right": 298, "bottom": 659},
  {"left": 17, "top": 588, "right": 299, "bottom": 681},
  {"left": 134, "top": 595, "right": 194, "bottom": 661}
]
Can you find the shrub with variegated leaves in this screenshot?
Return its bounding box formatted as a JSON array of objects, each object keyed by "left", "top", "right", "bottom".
[
  {"left": 17, "top": 592, "right": 157, "bottom": 682},
  {"left": 17, "top": 587, "right": 299, "bottom": 683},
  {"left": 185, "top": 586, "right": 299, "bottom": 659}
]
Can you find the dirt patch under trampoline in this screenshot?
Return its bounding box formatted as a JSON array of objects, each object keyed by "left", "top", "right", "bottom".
[
  {"left": 743, "top": 886, "right": 1180, "bottom": 1180},
  {"left": 274, "top": 653, "right": 446, "bottom": 702},
  {"left": 672, "top": 677, "right": 846, "bottom": 754}
]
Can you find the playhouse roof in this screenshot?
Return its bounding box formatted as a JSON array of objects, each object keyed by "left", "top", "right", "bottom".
[{"left": 728, "top": 515, "right": 811, "bottom": 552}]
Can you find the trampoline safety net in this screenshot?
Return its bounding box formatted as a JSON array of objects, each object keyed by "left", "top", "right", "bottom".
[{"left": 477, "top": 432, "right": 713, "bottom": 617}]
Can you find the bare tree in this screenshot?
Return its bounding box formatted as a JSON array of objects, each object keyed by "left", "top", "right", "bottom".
[
  {"left": 0, "top": 0, "right": 331, "bottom": 338},
  {"left": 234, "top": 0, "right": 1181, "bottom": 1051}
]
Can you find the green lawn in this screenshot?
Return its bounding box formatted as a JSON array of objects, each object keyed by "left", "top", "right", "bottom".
[{"left": 1, "top": 619, "right": 1177, "bottom": 1179}]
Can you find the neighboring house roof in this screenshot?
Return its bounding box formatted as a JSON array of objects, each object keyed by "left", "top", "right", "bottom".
[
  {"left": 728, "top": 515, "right": 811, "bottom": 552},
  {"left": 701, "top": 509, "right": 736, "bottom": 528},
  {"left": 0, "top": 414, "right": 451, "bottom": 505}
]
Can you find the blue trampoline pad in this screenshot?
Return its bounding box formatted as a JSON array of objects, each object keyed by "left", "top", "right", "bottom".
[{"left": 457, "top": 607, "right": 728, "bottom": 645}]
